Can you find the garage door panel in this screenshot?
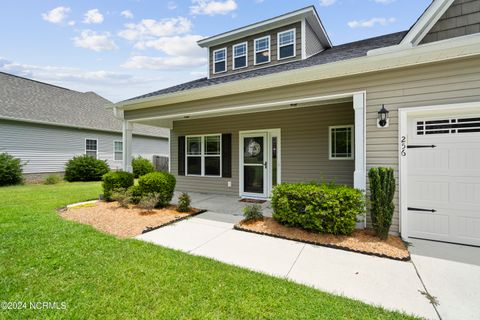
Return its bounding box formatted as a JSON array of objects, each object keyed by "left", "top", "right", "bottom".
[
  {"left": 408, "top": 212, "right": 449, "bottom": 236},
  {"left": 408, "top": 179, "right": 449, "bottom": 203},
  {"left": 451, "top": 182, "right": 480, "bottom": 205},
  {"left": 457, "top": 215, "right": 480, "bottom": 240}
]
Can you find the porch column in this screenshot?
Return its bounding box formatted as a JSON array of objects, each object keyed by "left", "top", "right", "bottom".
[
  {"left": 122, "top": 120, "right": 133, "bottom": 172},
  {"left": 353, "top": 93, "right": 366, "bottom": 191}
]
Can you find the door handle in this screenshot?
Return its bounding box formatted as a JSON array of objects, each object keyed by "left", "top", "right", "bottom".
[{"left": 264, "top": 161, "right": 267, "bottom": 169}]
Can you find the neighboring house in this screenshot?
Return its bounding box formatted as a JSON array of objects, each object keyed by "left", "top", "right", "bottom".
[
  {"left": 113, "top": 0, "right": 480, "bottom": 246},
  {"left": 0, "top": 72, "right": 169, "bottom": 181}
]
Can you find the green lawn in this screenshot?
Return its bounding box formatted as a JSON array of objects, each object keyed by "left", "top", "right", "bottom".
[{"left": 0, "top": 182, "right": 416, "bottom": 319}]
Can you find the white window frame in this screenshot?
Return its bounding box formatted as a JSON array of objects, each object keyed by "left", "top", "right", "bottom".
[
  {"left": 254, "top": 35, "right": 271, "bottom": 65},
  {"left": 329, "top": 125, "right": 354, "bottom": 160},
  {"left": 185, "top": 134, "right": 222, "bottom": 177},
  {"left": 113, "top": 140, "right": 123, "bottom": 161},
  {"left": 85, "top": 138, "right": 98, "bottom": 159},
  {"left": 277, "top": 28, "right": 296, "bottom": 60},
  {"left": 232, "top": 42, "right": 248, "bottom": 70},
  {"left": 212, "top": 48, "right": 227, "bottom": 74}
]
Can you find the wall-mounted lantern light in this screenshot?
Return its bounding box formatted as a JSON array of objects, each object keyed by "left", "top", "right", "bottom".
[{"left": 377, "top": 104, "right": 389, "bottom": 128}]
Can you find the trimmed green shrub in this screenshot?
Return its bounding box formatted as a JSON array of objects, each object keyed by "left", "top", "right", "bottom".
[
  {"left": 177, "top": 192, "right": 191, "bottom": 212},
  {"left": 138, "top": 172, "right": 176, "bottom": 208},
  {"left": 112, "top": 188, "right": 132, "bottom": 208},
  {"left": 128, "top": 185, "right": 142, "bottom": 204},
  {"left": 368, "top": 167, "right": 396, "bottom": 240},
  {"left": 271, "top": 183, "right": 365, "bottom": 235},
  {"left": 44, "top": 174, "right": 61, "bottom": 185},
  {"left": 0, "top": 153, "right": 24, "bottom": 186},
  {"left": 64, "top": 155, "right": 109, "bottom": 182},
  {"left": 132, "top": 156, "right": 155, "bottom": 178},
  {"left": 102, "top": 171, "right": 135, "bottom": 201},
  {"left": 243, "top": 204, "right": 263, "bottom": 221}
]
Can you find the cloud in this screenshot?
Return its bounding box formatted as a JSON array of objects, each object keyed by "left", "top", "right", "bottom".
[
  {"left": 121, "top": 10, "right": 134, "bottom": 19},
  {"left": 347, "top": 17, "right": 396, "bottom": 28},
  {"left": 122, "top": 55, "right": 207, "bottom": 70},
  {"left": 83, "top": 9, "right": 104, "bottom": 24},
  {"left": 118, "top": 17, "right": 192, "bottom": 41},
  {"left": 319, "top": 0, "right": 336, "bottom": 6},
  {"left": 168, "top": 1, "right": 178, "bottom": 10},
  {"left": 373, "top": 0, "right": 395, "bottom": 3},
  {"left": 190, "top": 0, "right": 237, "bottom": 16},
  {"left": 42, "top": 6, "right": 70, "bottom": 24},
  {"left": 73, "top": 30, "right": 118, "bottom": 51},
  {"left": 68, "top": 20, "right": 76, "bottom": 27},
  {"left": 134, "top": 35, "right": 204, "bottom": 57}
]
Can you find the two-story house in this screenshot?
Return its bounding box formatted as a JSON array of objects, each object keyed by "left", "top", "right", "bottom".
[{"left": 112, "top": 0, "right": 480, "bottom": 247}]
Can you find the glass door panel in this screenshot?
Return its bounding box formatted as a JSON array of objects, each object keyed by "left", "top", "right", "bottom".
[{"left": 243, "top": 135, "right": 266, "bottom": 195}]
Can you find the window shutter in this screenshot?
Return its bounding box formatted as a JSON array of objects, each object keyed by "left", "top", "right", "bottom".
[
  {"left": 222, "top": 133, "right": 232, "bottom": 178},
  {"left": 178, "top": 136, "right": 185, "bottom": 176}
]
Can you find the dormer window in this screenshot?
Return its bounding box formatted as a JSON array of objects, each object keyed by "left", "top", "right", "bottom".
[
  {"left": 213, "top": 48, "right": 227, "bottom": 74},
  {"left": 254, "top": 36, "right": 270, "bottom": 65},
  {"left": 278, "top": 29, "right": 296, "bottom": 60},
  {"left": 233, "top": 42, "right": 248, "bottom": 70}
]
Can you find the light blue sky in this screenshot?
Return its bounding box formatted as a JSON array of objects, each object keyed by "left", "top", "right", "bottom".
[{"left": 0, "top": 0, "right": 431, "bottom": 102}]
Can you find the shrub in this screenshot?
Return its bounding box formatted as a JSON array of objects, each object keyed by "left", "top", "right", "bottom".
[
  {"left": 102, "top": 171, "right": 134, "bottom": 201},
  {"left": 177, "top": 192, "right": 191, "bottom": 212},
  {"left": 64, "top": 155, "right": 109, "bottom": 182},
  {"left": 0, "top": 152, "right": 24, "bottom": 186},
  {"left": 128, "top": 185, "right": 142, "bottom": 204},
  {"left": 132, "top": 156, "right": 155, "bottom": 178},
  {"left": 368, "top": 167, "right": 396, "bottom": 240},
  {"left": 44, "top": 174, "right": 61, "bottom": 185},
  {"left": 138, "top": 193, "right": 160, "bottom": 213},
  {"left": 138, "top": 172, "right": 176, "bottom": 208},
  {"left": 243, "top": 204, "right": 263, "bottom": 221},
  {"left": 271, "top": 183, "right": 365, "bottom": 235},
  {"left": 112, "top": 188, "right": 132, "bottom": 208}
]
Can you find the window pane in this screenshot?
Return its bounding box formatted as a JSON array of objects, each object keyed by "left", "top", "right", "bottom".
[
  {"left": 271, "top": 136, "right": 277, "bottom": 187},
  {"left": 279, "top": 30, "right": 294, "bottom": 46},
  {"left": 205, "top": 135, "right": 220, "bottom": 155},
  {"left": 114, "top": 152, "right": 123, "bottom": 161},
  {"left": 255, "top": 38, "right": 269, "bottom": 51},
  {"left": 205, "top": 157, "right": 220, "bottom": 176},
  {"left": 187, "top": 137, "right": 202, "bottom": 155},
  {"left": 114, "top": 141, "right": 122, "bottom": 152},
  {"left": 331, "top": 127, "right": 353, "bottom": 158},
  {"left": 187, "top": 157, "right": 201, "bottom": 175},
  {"left": 214, "top": 61, "right": 226, "bottom": 73},
  {"left": 86, "top": 139, "right": 97, "bottom": 151},
  {"left": 244, "top": 137, "right": 264, "bottom": 164},
  {"left": 86, "top": 151, "right": 97, "bottom": 159},
  {"left": 279, "top": 44, "right": 294, "bottom": 59},
  {"left": 234, "top": 56, "right": 247, "bottom": 69},
  {"left": 234, "top": 44, "right": 246, "bottom": 57},
  {"left": 214, "top": 49, "right": 225, "bottom": 61},
  {"left": 256, "top": 51, "right": 269, "bottom": 64},
  {"left": 244, "top": 166, "right": 263, "bottom": 193}
]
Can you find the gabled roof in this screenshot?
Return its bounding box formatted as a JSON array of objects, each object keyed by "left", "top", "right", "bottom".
[
  {"left": 197, "top": 6, "right": 331, "bottom": 49},
  {"left": 0, "top": 72, "right": 168, "bottom": 138}
]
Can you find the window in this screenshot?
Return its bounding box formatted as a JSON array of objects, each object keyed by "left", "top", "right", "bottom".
[
  {"left": 416, "top": 117, "right": 480, "bottom": 135},
  {"left": 85, "top": 139, "right": 98, "bottom": 159},
  {"left": 278, "top": 29, "right": 296, "bottom": 60},
  {"left": 186, "top": 135, "right": 221, "bottom": 176},
  {"left": 254, "top": 36, "right": 270, "bottom": 65},
  {"left": 329, "top": 126, "right": 354, "bottom": 160},
  {"left": 114, "top": 141, "right": 123, "bottom": 161},
  {"left": 233, "top": 42, "right": 247, "bottom": 70},
  {"left": 213, "top": 48, "right": 227, "bottom": 74}
]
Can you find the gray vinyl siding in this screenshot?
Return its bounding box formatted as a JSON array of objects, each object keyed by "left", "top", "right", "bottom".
[
  {"left": 420, "top": 0, "right": 480, "bottom": 44},
  {"left": 172, "top": 103, "right": 354, "bottom": 195},
  {"left": 125, "top": 56, "right": 480, "bottom": 233},
  {"left": 0, "top": 119, "right": 168, "bottom": 173},
  {"left": 305, "top": 20, "right": 323, "bottom": 57}
]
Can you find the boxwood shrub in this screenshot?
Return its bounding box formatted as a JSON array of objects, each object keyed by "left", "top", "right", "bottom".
[
  {"left": 0, "top": 152, "right": 24, "bottom": 186},
  {"left": 102, "top": 171, "right": 135, "bottom": 201},
  {"left": 64, "top": 155, "right": 109, "bottom": 182},
  {"left": 271, "top": 183, "right": 365, "bottom": 235},
  {"left": 138, "top": 172, "right": 176, "bottom": 208},
  {"left": 132, "top": 156, "right": 155, "bottom": 178}
]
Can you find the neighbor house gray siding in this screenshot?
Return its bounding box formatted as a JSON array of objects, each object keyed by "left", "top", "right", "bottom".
[
  {"left": 0, "top": 119, "right": 168, "bottom": 174},
  {"left": 171, "top": 103, "right": 355, "bottom": 195}
]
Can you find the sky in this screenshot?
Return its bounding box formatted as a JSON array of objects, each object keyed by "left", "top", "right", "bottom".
[{"left": 0, "top": 0, "right": 432, "bottom": 102}]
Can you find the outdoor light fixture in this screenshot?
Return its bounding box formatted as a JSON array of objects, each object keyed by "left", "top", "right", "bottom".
[{"left": 377, "top": 104, "right": 389, "bottom": 128}]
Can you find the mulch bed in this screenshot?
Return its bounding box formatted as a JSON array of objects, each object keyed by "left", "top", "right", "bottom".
[
  {"left": 235, "top": 217, "right": 410, "bottom": 261},
  {"left": 59, "top": 201, "right": 203, "bottom": 238},
  {"left": 239, "top": 198, "right": 266, "bottom": 204}
]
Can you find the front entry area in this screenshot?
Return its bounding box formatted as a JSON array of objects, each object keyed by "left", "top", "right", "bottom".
[{"left": 240, "top": 129, "right": 280, "bottom": 198}]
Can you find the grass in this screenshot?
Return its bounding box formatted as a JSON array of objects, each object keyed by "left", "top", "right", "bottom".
[{"left": 0, "top": 182, "right": 417, "bottom": 319}]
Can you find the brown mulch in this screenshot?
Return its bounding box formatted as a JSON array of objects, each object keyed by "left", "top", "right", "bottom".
[
  {"left": 60, "top": 201, "right": 201, "bottom": 238},
  {"left": 236, "top": 217, "right": 410, "bottom": 261}
]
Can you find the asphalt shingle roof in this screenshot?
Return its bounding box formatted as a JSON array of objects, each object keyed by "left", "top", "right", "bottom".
[
  {"left": 125, "top": 31, "right": 407, "bottom": 102},
  {"left": 0, "top": 72, "right": 168, "bottom": 138}
]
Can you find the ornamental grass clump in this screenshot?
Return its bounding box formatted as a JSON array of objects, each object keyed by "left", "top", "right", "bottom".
[
  {"left": 243, "top": 204, "right": 264, "bottom": 222},
  {"left": 368, "top": 167, "right": 396, "bottom": 240}
]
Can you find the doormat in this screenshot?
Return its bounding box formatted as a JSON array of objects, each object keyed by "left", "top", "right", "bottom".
[{"left": 239, "top": 198, "right": 266, "bottom": 204}]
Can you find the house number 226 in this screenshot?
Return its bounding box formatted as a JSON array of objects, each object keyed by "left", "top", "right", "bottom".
[{"left": 401, "top": 136, "right": 407, "bottom": 156}]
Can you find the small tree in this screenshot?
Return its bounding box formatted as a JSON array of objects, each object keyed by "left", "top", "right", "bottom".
[{"left": 368, "top": 167, "right": 396, "bottom": 240}]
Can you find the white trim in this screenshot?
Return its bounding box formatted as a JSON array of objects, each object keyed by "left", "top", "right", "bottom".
[
  {"left": 277, "top": 28, "right": 296, "bottom": 60},
  {"left": 398, "top": 101, "right": 480, "bottom": 241},
  {"left": 328, "top": 125, "right": 355, "bottom": 160},
  {"left": 185, "top": 134, "right": 222, "bottom": 177},
  {"left": 85, "top": 138, "right": 98, "bottom": 159},
  {"left": 212, "top": 47, "right": 227, "bottom": 74},
  {"left": 301, "top": 18, "right": 306, "bottom": 59},
  {"left": 254, "top": 35, "right": 271, "bottom": 65},
  {"left": 113, "top": 140, "right": 123, "bottom": 161},
  {"left": 232, "top": 41, "right": 248, "bottom": 70},
  {"left": 122, "top": 121, "right": 133, "bottom": 172}
]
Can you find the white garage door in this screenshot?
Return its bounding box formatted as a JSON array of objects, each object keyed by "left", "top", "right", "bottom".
[{"left": 407, "top": 114, "right": 480, "bottom": 246}]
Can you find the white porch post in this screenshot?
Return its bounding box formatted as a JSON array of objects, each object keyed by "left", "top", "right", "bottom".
[
  {"left": 122, "top": 120, "right": 133, "bottom": 172},
  {"left": 353, "top": 92, "right": 366, "bottom": 227}
]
